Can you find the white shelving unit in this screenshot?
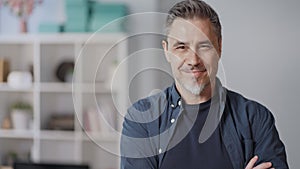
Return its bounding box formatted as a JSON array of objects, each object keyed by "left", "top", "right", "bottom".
[{"left": 0, "top": 33, "right": 128, "bottom": 169}]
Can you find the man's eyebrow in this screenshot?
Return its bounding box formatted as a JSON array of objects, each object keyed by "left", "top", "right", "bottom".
[
  {"left": 172, "top": 41, "right": 189, "bottom": 47},
  {"left": 197, "top": 40, "right": 212, "bottom": 45},
  {"left": 171, "top": 40, "right": 212, "bottom": 47}
]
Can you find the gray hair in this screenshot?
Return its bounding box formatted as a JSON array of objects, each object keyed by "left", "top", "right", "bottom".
[{"left": 165, "top": 0, "right": 222, "bottom": 41}]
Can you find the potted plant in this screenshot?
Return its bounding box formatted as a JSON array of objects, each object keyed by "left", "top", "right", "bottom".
[{"left": 10, "top": 101, "right": 32, "bottom": 130}]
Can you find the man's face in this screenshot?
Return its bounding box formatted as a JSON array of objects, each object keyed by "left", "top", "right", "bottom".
[{"left": 162, "top": 18, "right": 221, "bottom": 96}]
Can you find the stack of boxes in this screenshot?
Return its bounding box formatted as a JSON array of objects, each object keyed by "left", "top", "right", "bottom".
[
  {"left": 64, "top": 0, "right": 90, "bottom": 32},
  {"left": 89, "top": 3, "right": 127, "bottom": 32},
  {"left": 38, "top": 0, "right": 127, "bottom": 33},
  {"left": 39, "top": 23, "right": 62, "bottom": 33}
]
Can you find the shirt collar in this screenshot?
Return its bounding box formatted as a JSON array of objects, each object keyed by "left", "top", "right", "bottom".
[{"left": 170, "top": 83, "right": 181, "bottom": 107}]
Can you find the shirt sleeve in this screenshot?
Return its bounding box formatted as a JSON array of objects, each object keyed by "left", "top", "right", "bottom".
[
  {"left": 120, "top": 105, "right": 158, "bottom": 169},
  {"left": 251, "top": 103, "right": 289, "bottom": 169}
]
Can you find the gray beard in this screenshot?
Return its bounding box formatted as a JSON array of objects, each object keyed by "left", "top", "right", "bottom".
[{"left": 177, "top": 77, "right": 206, "bottom": 95}]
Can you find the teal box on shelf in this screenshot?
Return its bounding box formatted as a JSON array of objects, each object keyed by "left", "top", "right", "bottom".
[
  {"left": 65, "top": 0, "right": 88, "bottom": 7},
  {"left": 65, "top": 7, "right": 88, "bottom": 21},
  {"left": 65, "top": 17, "right": 88, "bottom": 25},
  {"left": 88, "top": 3, "right": 127, "bottom": 32},
  {"left": 64, "top": 26, "right": 86, "bottom": 32},
  {"left": 90, "top": 22, "right": 124, "bottom": 32},
  {"left": 65, "top": 8, "right": 89, "bottom": 18},
  {"left": 64, "top": 0, "right": 90, "bottom": 32},
  {"left": 91, "top": 3, "right": 126, "bottom": 14},
  {"left": 39, "top": 23, "right": 61, "bottom": 33},
  {"left": 64, "top": 21, "right": 87, "bottom": 32},
  {"left": 89, "top": 15, "right": 124, "bottom": 30}
]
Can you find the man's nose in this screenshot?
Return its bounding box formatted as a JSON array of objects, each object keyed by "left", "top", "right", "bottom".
[{"left": 186, "top": 49, "right": 201, "bottom": 66}]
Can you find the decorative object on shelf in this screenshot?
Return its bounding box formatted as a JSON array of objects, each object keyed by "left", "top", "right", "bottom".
[
  {"left": 47, "top": 114, "right": 74, "bottom": 131},
  {"left": 7, "top": 71, "right": 32, "bottom": 89},
  {"left": 55, "top": 61, "right": 74, "bottom": 83},
  {"left": 83, "top": 101, "right": 117, "bottom": 134},
  {"left": 0, "top": 58, "right": 10, "bottom": 82},
  {"left": 106, "top": 59, "right": 119, "bottom": 90},
  {"left": 1, "top": 116, "right": 12, "bottom": 129},
  {"left": 1, "top": 151, "right": 18, "bottom": 167},
  {"left": 10, "top": 101, "right": 32, "bottom": 130},
  {"left": 83, "top": 108, "right": 100, "bottom": 132},
  {"left": 0, "top": 0, "right": 43, "bottom": 33}
]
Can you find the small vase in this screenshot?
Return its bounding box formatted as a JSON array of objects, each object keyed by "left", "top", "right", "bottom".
[
  {"left": 20, "top": 19, "right": 28, "bottom": 33},
  {"left": 11, "top": 109, "right": 30, "bottom": 130}
]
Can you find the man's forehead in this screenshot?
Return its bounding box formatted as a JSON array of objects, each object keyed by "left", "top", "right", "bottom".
[{"left": 167, "top": 18, "right": 213, "bottom": 43}]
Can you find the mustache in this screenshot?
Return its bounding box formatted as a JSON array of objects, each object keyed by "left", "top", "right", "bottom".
[{"left": 180, "top": 64, "right": 207, "bottom": 72}]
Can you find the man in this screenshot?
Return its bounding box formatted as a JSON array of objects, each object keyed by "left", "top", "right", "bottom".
[{"left": 121, "top": 0, "right": 288, "bottom": 169}]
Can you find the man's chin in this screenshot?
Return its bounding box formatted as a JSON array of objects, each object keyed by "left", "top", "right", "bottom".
[{"left": 183, "top": 83, "right": 206, "bottom": 95}]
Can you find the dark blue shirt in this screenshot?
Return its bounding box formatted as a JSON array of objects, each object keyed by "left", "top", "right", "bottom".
[
  {"left": 160, "top": 100, "right": 234, "bottom": 169},
  {"left": 121, "top": 79, "right": 288, "bottom": 169}
]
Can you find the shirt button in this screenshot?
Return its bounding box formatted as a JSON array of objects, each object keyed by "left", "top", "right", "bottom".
[
  {"left": 158, "top": 148, "right": 162, "bottom": 154},
  {"left": 170, "top": 118, "right": 175, "bottom": 123},
  {"left": 178, "top": 100, "right": 181, "bottom": 106},
  {"left": 171, "top": 104, "right": 175, "bottom": 108}
]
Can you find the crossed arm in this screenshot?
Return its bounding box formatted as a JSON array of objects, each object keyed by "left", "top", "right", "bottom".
[{"left": 246, "top": 156, "right": 273, "bottom": 169}]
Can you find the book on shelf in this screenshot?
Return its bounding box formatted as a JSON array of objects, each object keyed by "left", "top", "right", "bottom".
[
  {"left": 0, "top": 58, "right": 9, "bottom": 82},
  {"left": 47, "top": 114, "right": 74, "bottom": 131},
  {"left": 83, "top": 107, "right": 116, "bottom": 134}
]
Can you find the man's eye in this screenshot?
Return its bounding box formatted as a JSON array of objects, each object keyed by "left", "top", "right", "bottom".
[
  {"left": 199, "top": 44, "right": 212, "bottom": 49},
  {"left": 176, "top": 46, "right": 186, "bottom": 50}
]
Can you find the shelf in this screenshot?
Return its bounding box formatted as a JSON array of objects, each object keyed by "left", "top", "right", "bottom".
[
  {"left": 82, "top": 132, "right": 120, "bottom": 142},
  {"left": 40, "top": 82, "right": 114, "bottom": 93},
  {"left": 39, "top": 130, "right": 119, "bottom": 142},
  {"left": 40, "top": 130, "right": 79, "bottom": 141},
  {"left": 0, "top": 33, "right": 127, "bottom": 44},
  {"left": 0, "top": 83, "right": 34, "bottom": 92},
  {"left": 0, "top": 33, "right": 127, "bottom": 168},
  {"left": 40, "top": 83, "right": 72, "bottom": 93},
  {"left": 80, "top": 83, "right": 115, "bottom": 93},
  {"left": 0, "top": 129, "right": 34, "bottom": 139}
]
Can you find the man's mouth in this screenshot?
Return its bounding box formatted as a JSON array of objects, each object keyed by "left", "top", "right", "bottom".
[
  {"left": 191, "top": 68, "right": 206, "bottom": 77},
  {"left": 181, "top": 67, "right": 207, "bottom": 77},
  {"left": 192, "top": 67, "right": 206, "bottom": 72}
]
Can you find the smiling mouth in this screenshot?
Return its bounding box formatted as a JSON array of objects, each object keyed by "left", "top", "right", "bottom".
[
  {"left": 180, "top": 66, "right": 207, "bottom": 76},
  {"left": 191, "top": 69, "right": 206, "bottom": 77},
  {"left": 192, "top": 68, "right": 206, "bottom": 73},
  {"left": 181, "top": 67, "right": 207, "bottom": 78}
]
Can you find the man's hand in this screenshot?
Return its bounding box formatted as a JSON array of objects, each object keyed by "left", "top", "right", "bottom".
[{"left": 245, "top": 156, "right": 274, "bottom": 169}]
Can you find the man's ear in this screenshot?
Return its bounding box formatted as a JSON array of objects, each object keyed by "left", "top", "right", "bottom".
[
  {"left": 162, "top": 40, "right": 171, "bottom": 62},
  {"left": 218, "top": 38, "right": 222, "bottom": 58}
]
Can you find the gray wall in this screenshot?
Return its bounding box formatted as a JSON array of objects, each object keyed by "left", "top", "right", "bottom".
[{"left": 207, "top": 0, "right": 300, "bottom": 168}]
